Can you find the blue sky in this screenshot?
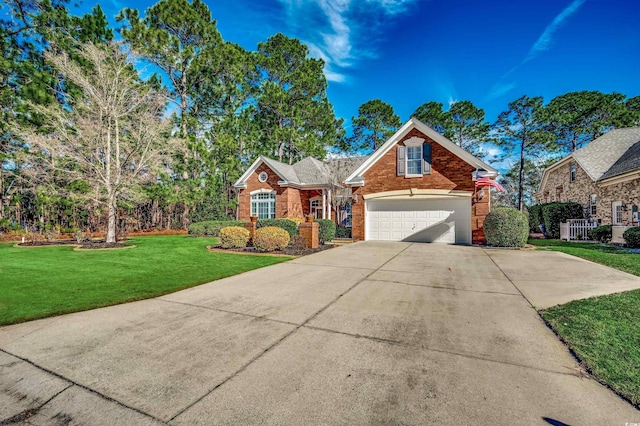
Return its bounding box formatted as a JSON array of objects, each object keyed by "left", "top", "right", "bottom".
[{"left": 81, "top": 0, "right": 639, "bottom": 128}]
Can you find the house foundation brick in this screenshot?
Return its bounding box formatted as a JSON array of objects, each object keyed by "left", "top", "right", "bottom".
[
  {"left": 243, "top": 220, "right": 257, "bottom": 242},
  {"left": 299, "top": 221, "right": 319, "bottom": 248}
]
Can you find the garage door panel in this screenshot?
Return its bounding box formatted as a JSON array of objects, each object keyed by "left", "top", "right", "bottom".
[{"left": 366, "top": 198, "right": 471, "bottom": 245}]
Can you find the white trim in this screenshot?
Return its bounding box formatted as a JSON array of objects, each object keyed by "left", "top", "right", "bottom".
[
  {"left": 471, "top": 170, "right": 494, "bottom": 181},
  {"left": 403, "top": 136, "right": 424, "bottom": 147},
  {"left": 405, "top": 143, "right": 423, "bottom": 178},
  {"left": 345, "top": 117, "right": 497, "bottom": 185},
  {"left": 363, "top": 189, "right": 472, "bottom": 200},
  {"left": 258, "top": 171, "right": 268, "bottom": 182},
  {"left": 598, "top": 169, "right": 640, "bottom": 186},
  {"left": 612, "top": 201, "right": 623, "bottom": 225},
  {"left": 249, "top": 188, "right": 276, "bottom": 195},
  {"left": 233, "top": 156, "right": 289, "bottom": 188}
]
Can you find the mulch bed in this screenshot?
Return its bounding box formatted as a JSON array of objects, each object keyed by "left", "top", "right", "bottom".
[
  {"left": 17, "top": 239, "right": 131, "bottom": 249},
  {"left": 209, "top": 243, "right": 335, "bottom": 257}
]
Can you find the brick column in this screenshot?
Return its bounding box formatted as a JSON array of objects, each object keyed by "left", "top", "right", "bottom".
[
  {"left": 299, "top": 218, "right": 319, "bottom": 248},
  {"left": 244, "top": 216, "right": 258, "bottom": 242}
]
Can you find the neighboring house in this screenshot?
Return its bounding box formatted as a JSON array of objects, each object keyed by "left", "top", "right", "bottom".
[
  {"left": 233, "top": 118, "right": 498, "bottom": 244},
  {"left": 536, "top": 127, "right": 640, "bottom": 226}
]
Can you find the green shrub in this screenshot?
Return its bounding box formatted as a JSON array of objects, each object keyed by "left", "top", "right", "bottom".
[
  {"left": 288, "top": 234, "right": 308, "bottom": 250},
  {"left": 335, "top": 227, "right": 352, "bottom": 239},
  {"left": 623, "top": 227, "right": 640, "bottom": 248},
  {"left": 484, "top": 207, "right": 529, "bottom": 248},
  {"left": 589, "top": 225, "right": 612, "bottom": 243},
  {"left": 219, "top": 226, "right": 250, "bottom": 249},
  {"left": 253, "top": 226, "right": 290, "bottom": 252},
  {"left": 315, "top": 219, "right": 336, "bottom": 244},
  {"left": 257, "top": 218, "right": 298, "bottom": 237},
  {"left": 188, "top": 222, "right": 205, "bottom": 237},
  {"left": 528, "top": 204, "right": 544, "bottom": 233},
  {"left": 541, "top": 202, "right": 584, "bottom": 239},
  {"left": 188, "top": 220, "right": 243, "bottom": 237}
]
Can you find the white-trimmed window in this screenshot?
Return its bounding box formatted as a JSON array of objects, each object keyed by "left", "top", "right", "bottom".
[
  {"left": 589, "top": 194, "right": 597, "bottom": 216},
  {"left": 570, "top": 162, "right": 576, "bottom": 182},
  {"left": 404, "top": 137, "right": 424, "bottom": 177},
  {"left": 406, "top": 145, "right": 422, "bottom": 176},
  {"left": 310, "top": 198, "right": 322, "bottom": 218},
  {"left": 251, "top": 192, "right": 276, "bottom": 218},
  {"left": 612, "top": 201, "right": 623, "bottom": 225}
]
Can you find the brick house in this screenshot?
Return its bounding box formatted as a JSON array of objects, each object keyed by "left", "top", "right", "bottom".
[
  {"left": 536, "top": 127, "right": 640, "bottom": 226},
  {"left": 233, "top": 118, "right": 498, "bottom": 244}
]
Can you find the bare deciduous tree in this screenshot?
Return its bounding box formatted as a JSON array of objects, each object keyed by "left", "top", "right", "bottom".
[{"left": 17, "top": 41, "right": 174, "bottom": 242}]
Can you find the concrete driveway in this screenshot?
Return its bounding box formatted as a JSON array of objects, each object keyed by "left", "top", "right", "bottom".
[{"left": 1, "top": 242, "right": 639, "bottom": 425}]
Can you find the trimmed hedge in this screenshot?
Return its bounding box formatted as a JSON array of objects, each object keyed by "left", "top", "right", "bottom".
[
  {"left": 335, "top": 227, "right": 352, "bottom": 239},
  {"left": 528, "top": 204, "right": 544, "bottom": 233},
  {"left": 219, "top": 226, "right": 250, "bottom": 249},
  {"left": 188, "top": 220, "right": 243, "bottom": 237},
  {"left": 315, "top": 219, "right": 336, "bottom": 244},
  {"left": 253, "top": 226, "right": 290, "bottom": 252},
  {"left": 589, "top": 225, "right": 612, "bottom": 243},
  {"left": 623, "top": 227, "right": 640, "bottom": 248},
  {"left": 257, "top": 218, "right": 299, "bottom": 237},
  {"left": 484, "top": 207, "right": 529, "bottom": 248},
  {"left": 541, "top": 202, "right": 584, "bottom": 239}
]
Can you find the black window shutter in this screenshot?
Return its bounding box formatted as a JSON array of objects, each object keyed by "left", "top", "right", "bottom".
[
  {"left": 397, "top": 146, "right": 405, "bottom": 176},
  {"left": 422, "top": 142, "right": 432, "bottom": 174}
]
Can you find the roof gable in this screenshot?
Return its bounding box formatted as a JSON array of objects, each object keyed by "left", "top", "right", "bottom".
[
  {"left": 344, "top": 117, "right": 497, "bottom": 185},
  {"left": 600, "top": 140, "right": 640, "bottom": 180},
  {"left": 573, "top": 127, "right": 640, "bottom": 181},
  {"left": 537, "top": 127, "right": 640, "bottom": 193},
  {"left": 233, "top": 155, "right": 368, "bottom": 188}
]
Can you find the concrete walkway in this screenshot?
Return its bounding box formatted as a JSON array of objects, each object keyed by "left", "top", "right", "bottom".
[{"left": 1, "top": 242, "right": 639, "bottom": 425}]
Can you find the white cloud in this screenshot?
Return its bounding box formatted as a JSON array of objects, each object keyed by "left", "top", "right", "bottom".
[
  {"left": 277, "top": 0, "right": 419, "bottom": 83},
  {"left": 487, "top": 81, "right": 517, "bottom": 101},
  {"left": 488, "top": 0, "right": 586, "bottom": 100},
  {"left": 524, "top": 0, "right": 587, "bottom": 62}
]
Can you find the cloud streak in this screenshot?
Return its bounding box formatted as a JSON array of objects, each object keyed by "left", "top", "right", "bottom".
[
  {"left": 277, "top": 0, "right": 419, "bottom": 83},
  {"left": 488, "top": 0, "right": 587, "bottom": 100},
  {"left": 524, "top": 0, "right": 587, "bottom": 63}
]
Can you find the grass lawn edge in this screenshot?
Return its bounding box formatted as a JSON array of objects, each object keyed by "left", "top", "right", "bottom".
[
  {"left": 0, "top": 235, "right": 291, "bottom": 326},
  {"left": 528, "top": 238, "right": 640, "bottom": 408}
]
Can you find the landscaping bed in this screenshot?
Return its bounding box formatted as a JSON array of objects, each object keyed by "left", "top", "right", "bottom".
[
  {"left": 18, "top": 239, "right": 131, "bottom": 249},
  {"left": 209, "top": 242, "right": 335, "bottom": 257}
]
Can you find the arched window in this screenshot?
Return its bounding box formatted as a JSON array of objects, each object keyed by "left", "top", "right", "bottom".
[{"left": 251, "top": 192, "right": 276, "bottom": 218}]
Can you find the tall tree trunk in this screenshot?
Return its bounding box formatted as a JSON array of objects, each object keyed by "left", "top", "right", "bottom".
[
  {"left": 106, "top": 194, "right": 117, "bottom": 243},
  {"left": 518, "top": 141, "right": 525, "bottom": 212}
]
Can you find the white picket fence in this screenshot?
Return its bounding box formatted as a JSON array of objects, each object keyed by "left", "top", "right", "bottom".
[{"left": 560, "top": 219, "right": 598, "bottom": 241}]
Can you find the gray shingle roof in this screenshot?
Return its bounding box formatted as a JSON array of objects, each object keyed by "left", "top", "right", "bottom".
[
  {"left": 600, "top": 140, "right": 640, "bottom": 180},
  {"left": 261, "top": 157, "right": 299, "bottom": 182},
  {"left": 292, "top": 157, "right": 327, "bottom": 184},
  {"left": 573, "top": 127, "right": 640, "bottom": 181},
  {"left": 324, "top": 156, "right": 370, "bottom": 182},
  {"left": 259, "top": 155, "right": 367, "bottom": 186}
]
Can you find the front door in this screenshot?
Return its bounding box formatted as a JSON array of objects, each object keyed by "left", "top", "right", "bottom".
[
  {"left": 310, "top": 199, "right": 322, "bottom": 218},
  {"left": 612, "top": 201, "right": 623, "bottom": 225}
]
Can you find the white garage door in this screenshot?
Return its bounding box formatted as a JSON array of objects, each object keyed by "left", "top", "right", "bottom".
[{"left": 366, "top": 198, "right": 471, "bottom": 244}]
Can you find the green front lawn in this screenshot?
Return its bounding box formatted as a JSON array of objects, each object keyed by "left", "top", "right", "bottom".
[
  {"left": 531, "top": 238, "right": 640, "bottom": 406},
  {"left": 542, "top": 292, "right": 640, "bottom": 406},
  {"left": 0, "top": 235, "right": 290, "bottom": 326},
  {"left": 528, "top": 238, "right": 640, "bottom": 277}
]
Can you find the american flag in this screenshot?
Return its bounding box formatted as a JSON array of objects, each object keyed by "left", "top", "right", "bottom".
[{"left": 475, "top": 176, "right": 506, "bottom": 192}]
